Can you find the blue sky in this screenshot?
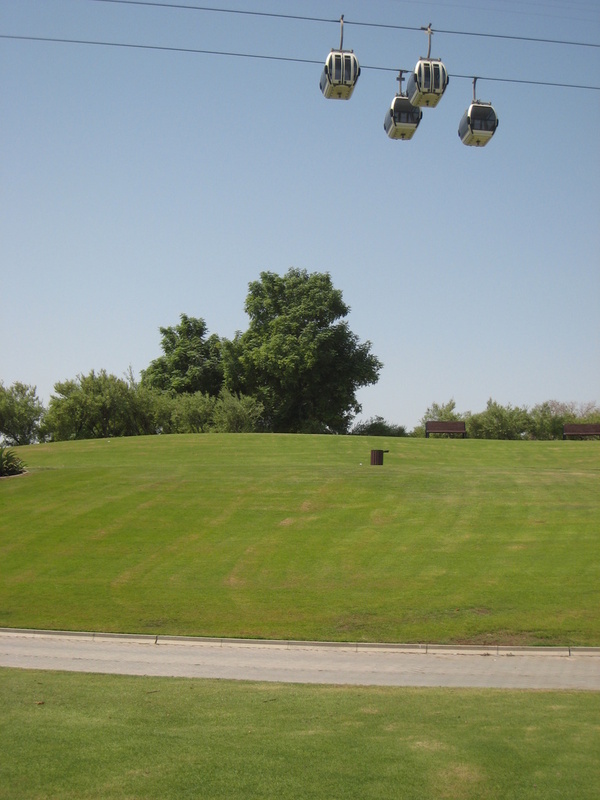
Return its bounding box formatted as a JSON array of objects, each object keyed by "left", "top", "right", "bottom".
[{"left": 2, "top": 0, "right": 599, "bottom": 430}]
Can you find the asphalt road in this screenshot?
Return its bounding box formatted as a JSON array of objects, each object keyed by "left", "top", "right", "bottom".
[{"left": 1, "top": 630, "right": 599, "bottom": 689}]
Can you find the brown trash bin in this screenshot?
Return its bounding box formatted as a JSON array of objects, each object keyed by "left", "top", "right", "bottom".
[{"left": 370, "top": 449, "right": 385, "bottom": 465}]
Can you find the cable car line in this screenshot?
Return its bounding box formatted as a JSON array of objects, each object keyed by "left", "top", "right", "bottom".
[
  {"left": 0, "top": 34, "right": 321, "bottom": 66},
  {"left": 449, "top": 72, "right": 598, "bottom": 91},
  {"left": 429, "top": 25, "right": 600, "bottom": 49},
  {"left": 349, "top": 19, "right": 600, "bottom": 50},
  {"left": 88, "top": 0, "right": 600, "bottom": 49},
  {"left": 3, "top": 34, "right": 600, "bottom": 92},
  {"left": 89, "top": 0, "right": 341, "bottom": 27}
]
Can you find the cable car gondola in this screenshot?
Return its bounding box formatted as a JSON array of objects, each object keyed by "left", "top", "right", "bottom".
[
  {"left": 405, "top": 24, "right": 449, "bottom": 108},
  {"left": 458, "top": 79, "right": 499, "bottom": 146},
  {"left": 384, "top": 71, "right": 422, "bottom": 140},
  {"left": 320, "top": 16, "right": 360, "bottom": 100}
]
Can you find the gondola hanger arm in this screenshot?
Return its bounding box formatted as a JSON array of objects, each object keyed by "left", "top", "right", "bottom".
[
  {"left": 421, "top": 23, "right": 433, "bottom": 59},
  {"left": 396, "top": 69, "right": 405, "bottom": 95}
]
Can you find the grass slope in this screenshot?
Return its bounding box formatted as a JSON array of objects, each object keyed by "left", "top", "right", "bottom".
[
  {"left": 2, "top": 668, "right": 599, "bottom": 800},
  {"left": 1, "top": 434, "right": 598, "bottom": 644}
]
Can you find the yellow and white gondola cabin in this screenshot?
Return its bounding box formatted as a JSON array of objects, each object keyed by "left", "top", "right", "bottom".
[
  {"left": 320, "top": 50, "right": 361, "bottom": 99},
  {"left": 405, "top": 59, "right": 449, "bottom": 107},
  {"left": 384, "top": 95, "right": 423, "bottom": 140}
]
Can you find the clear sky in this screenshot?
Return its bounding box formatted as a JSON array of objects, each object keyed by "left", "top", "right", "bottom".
[{"left": 2, "top": 0, "right": 599, "bottom": 430}]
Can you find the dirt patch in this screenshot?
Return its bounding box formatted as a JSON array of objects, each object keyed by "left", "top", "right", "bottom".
[
  {"left": 435, "top": 763, "right": 486, "bottom": 799},
  {"left": 410, "top": 739, "right": 448, "bottom": 752}
]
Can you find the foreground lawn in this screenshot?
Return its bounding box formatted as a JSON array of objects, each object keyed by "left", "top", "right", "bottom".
[
  {"left": 1, "top": 435, "right": 599, "bottom": 644},
  {"left": 2, "top": 668, "right": 599, "bottom": 800}
]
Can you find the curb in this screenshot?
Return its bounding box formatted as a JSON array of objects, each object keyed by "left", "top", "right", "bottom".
[{"left": 1, "top": 628, "right": 599, "bottom": 657}]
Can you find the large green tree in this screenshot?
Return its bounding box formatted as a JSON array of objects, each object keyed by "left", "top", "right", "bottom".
[
  {"left": 141, "top": 314, "right": 223, "bottom": 396},
  {"left": 224, "top": 269, "right": 382, "bottom": 433}
]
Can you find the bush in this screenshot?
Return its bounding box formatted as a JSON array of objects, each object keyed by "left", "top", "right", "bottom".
[
  {"left": 466, "top": 399, "right": 530, "bottom": 440},
  {"left": 43, "top": 370, "right": 158, "bottom": 441},
  {"left": 527, "top": 400, "right": 600, "bottom": 440},
  {"left": 412, "top": 399, "right": 463, "bottom": 437},
  {"left": 351, "top": 416, "right": 407, "bottom": 437},
  {"left": 0, "top": 447, "right": 26, "bottom": 477},
  {"left": 170, "top": 392, "right": 216, "bottom": 433},
  {"left": 212, "top": 390, "right": 264, "bottom": 433},
  {"left": 0, "top": 382, "right": 45, "bottom": 445}
]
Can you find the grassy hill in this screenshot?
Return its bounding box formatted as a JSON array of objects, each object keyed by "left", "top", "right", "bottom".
[{"left": 1, "top": 434, "right": 598, "bottom": 645}]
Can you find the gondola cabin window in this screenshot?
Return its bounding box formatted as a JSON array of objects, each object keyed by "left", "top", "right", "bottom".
[{"left": 472, "top": 106, "right": 497, "bottom": 132}]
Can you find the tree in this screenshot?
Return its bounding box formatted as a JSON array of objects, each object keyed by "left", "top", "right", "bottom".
[
  {"left": 224, "top": 269, "right": 382, "bottom": 433},
  {"left": 141, "top": 314, "right": 223, "bottom": 396},
  {"left": 212, "top": 389, "right": 264, "bottom": 433},
  {"left": 527, "top": 400, "right": 600, "bottom": 440},
  {"left": 43, "top": 370, "right": 151, "bottom": 440},
  {"left": 466, "top": 398, "right": 530, "bottom": 440},
  {"left": 0, "top": 381, "right": 45, "bottom": 445},
  {"left": 351, "top": 416, "right": 407, "bottom": 437},
  {"left": 413, "top": 399, "right": 462, "bottom": 437},
  {"left": 527, "top": 401, "right": 567, "bottom": 440},
  {"left": 170, "top": 392, "right": 216, "bottom": 433},
  {"left": 421, "top": 399, "right": 461, "bottom": 423}
]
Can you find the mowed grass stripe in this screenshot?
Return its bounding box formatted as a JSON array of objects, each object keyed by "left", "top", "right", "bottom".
[
  {"left": 1, "top": 435, "right": 598, "bottom": 644},
  {"left": 2, "top": 668, "right": 599, "bottom": 800}
]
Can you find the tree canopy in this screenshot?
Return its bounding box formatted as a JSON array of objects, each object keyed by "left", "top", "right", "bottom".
[
  {"left": 141, "top": 314, "right": 223, "bottom": 396},
  {"left": 0, "top": 381, "right": 45, "bottom": 445},
  {"left": 351, "top": 416, "right": 407, "bottom": 437},
  {"left": 223, "top": 269, "right": 382, "bottom": 433},
  {"left": 43, "top": 370, "right": 149, "bottom": 441},
  {"left": 40, "top": 371, "right": 263, "bottom": 440}
]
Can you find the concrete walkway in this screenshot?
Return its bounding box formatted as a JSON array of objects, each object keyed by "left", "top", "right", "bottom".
[{"left": 1, "top": 629, "right": 599, "bottom": 689}]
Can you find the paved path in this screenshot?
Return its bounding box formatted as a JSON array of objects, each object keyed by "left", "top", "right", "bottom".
[{"left": 1, "top": 630, "right": 598, "bottom": 689}]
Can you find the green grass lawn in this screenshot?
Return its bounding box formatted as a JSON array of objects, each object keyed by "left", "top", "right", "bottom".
[
  {"left": 2, "top": 667, "right": 599, "bottom": 800},
  {"left": 1, "top": 434, "right": 599, "bottom": 644}
]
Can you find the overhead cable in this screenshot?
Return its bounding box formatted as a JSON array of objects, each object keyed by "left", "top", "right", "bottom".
[
  {"left": 3, "top": 34, "right": 599, "bottom": 91},
  {"left": 88, "top": 0, "right": 600, "bottom": 49}
]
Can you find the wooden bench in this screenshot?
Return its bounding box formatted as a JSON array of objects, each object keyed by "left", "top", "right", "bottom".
[
  {"left": 425, "top": 421, "right": 466, "bottom": 438},
  {"left": 562, "top": 423, "right": 600, "bottom": 440}
]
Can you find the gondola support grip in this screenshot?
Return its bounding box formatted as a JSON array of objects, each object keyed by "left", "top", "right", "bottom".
[
  {"left": 396, "top": 69, "right": 405, "bottom": 94},
  {"left": 421, "top": 23, "right": 434, "bottom": 59}
]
